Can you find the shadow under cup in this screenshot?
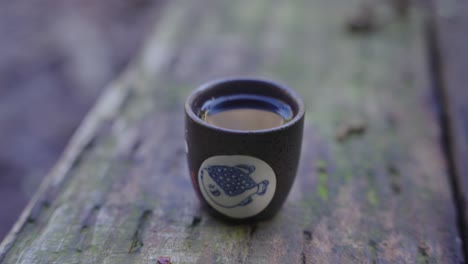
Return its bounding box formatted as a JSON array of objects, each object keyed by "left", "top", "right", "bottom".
[{"left": 185, "top": 78, "right": 305, "bottom": 222}]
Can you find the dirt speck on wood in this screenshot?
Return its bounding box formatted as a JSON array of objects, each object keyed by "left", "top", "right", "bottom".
[
  {"left": 335, "top": 120, "right": 367, "bottom": 142},
  {"left": 345, "top": 2, "right": 379, "bottom": 34},
  {"left": 157, "top": 256, "right": 171, "bottom": 264}
]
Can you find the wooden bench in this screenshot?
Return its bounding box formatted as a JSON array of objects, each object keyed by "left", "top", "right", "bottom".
[{"left": 1, "top": 0, "right": 467, "bottom": 262}]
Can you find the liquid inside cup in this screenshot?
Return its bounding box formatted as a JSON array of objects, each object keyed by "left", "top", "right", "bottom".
[{"left": 199, "top": 94, "right": 293, "bottom": 131}]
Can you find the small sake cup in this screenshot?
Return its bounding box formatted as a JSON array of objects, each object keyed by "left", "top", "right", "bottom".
[{"left": 185, "top": 78, "right": 305, "bottom": 222}]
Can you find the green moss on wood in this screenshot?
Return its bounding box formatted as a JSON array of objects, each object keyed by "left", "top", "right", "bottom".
[
  {"left": 366, "top": 189, "right": 378, "bottom": 206},
  {"left": 317, "top": 172, "right": 329, "bottom": 201}
]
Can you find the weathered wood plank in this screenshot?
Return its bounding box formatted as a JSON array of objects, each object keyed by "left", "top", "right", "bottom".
[
  {"left": 0, "top": 0, "right": 464, "bottom": 263},
  {"left": 432, "top": 0, "right": 468, "bottom": 255}
]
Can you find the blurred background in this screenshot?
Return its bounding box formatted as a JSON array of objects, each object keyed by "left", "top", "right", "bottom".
[{"left": 0, "top": 0, "right": 163, "bottom": 240}]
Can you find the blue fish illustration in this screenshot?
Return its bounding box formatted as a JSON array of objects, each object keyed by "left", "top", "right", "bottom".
[{"left": 200, "top": 164, "right": 269, "bottom": 208}]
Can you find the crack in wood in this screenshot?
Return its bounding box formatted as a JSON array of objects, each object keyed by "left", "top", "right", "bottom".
[
  {"left": 82, "top": 134, "right": 98, "bottom": 152},
  {"left": 128, "top": 210, "right": 152, "bottom": 254},
  {"left": 80, "top": 205, "right": 101, "bottom": 228},
  {"left": 391, "top": 0, "right": 411, "bottom": 17},
  {"left": 249, "top": 223, "right": 258, "bottom": 239},
  {"left": 345, "top": 2, "right": 379, "bottom": 35},
  {"left": 302, "top": 230, "right": 312, "bottom": 243},
  {"left": 70, "top": 120, "right": 114, "bottom": 171},
  {"left": 130, "top": 137, "right": 143, "bottom": 156},
  {"left": 301, "top": 230, "right": 312, "bottom": 264},
  {"left": 189, "top": 215, "right": 202, "bottom": 228},
  {"left": 388, "top": 164, "right": 401, "bottom": 195},
  {"left": 75, "top": 205, "right": 101, "bottom": 252},
  {"left": 418, "top": 241, "right": 430, "bottom": 264},
  {"left": 368, "top": 239, "right": 378, "bottom": 264},
  {"left": 27, "top": 200, "right": 50, "bottom": 223},
  {"left": 118, "top": 88, "right": 136, "bottom": 115}
]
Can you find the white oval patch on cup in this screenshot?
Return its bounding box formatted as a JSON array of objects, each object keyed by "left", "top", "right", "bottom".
[{"left": 198, "top": 155, "right": 276, "bottom": 218}]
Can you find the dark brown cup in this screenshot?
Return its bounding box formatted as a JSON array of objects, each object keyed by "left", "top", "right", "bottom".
[{"left": 185, "top": 78, "right": 305, "bottom": 223}]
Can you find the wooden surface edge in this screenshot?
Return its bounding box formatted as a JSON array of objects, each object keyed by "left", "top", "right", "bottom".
[
  {"left": 431, "top": 0, "right": 468, "bottom": 256},
  {"left": 0, "top": 72, "right": 133, "bottom": 259},
  {"left": 0, "top": 1, "right": 177, "bottom": 258}
]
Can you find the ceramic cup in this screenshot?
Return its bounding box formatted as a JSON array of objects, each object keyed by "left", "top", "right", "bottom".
[{"left": 185, "top": 78, "right": 305, "bottom": 222}]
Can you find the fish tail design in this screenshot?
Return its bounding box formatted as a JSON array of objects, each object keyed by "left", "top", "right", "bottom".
[{"left": 257, "top": 180, "right": 269, "bottom": 195}]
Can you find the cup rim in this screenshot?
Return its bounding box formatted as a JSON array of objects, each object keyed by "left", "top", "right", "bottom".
[{"left": 185, "top": 77, "right": 305, "bottom": 134}]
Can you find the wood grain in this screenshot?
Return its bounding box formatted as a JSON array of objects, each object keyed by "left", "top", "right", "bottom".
[
  {"left": 0, "top": 0, "right": 464, "bottom": 263},
  {"left": 432, "top": 0, "right": 468, "bottom": 256}
]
